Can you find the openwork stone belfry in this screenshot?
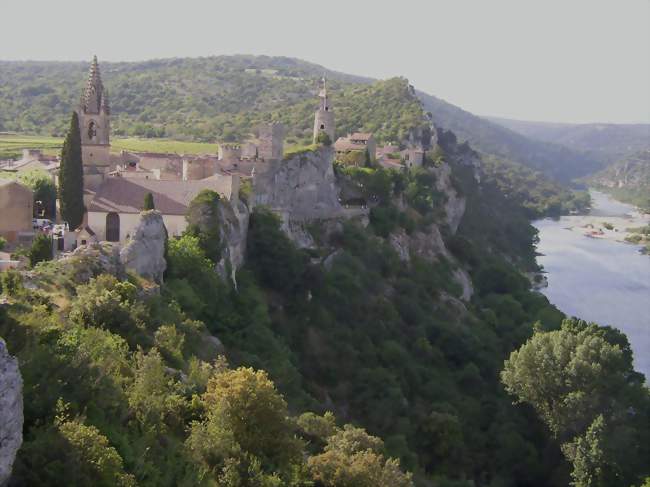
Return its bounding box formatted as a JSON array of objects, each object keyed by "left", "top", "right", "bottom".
[
  {"left": 313, "top": 77, "right": 335, "bottom": 143},
  {"left": 78, "top": 55, "right": 111, "bottom": 173}
]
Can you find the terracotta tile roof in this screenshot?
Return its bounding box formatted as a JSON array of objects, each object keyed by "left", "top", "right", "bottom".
[
  {"left": 87, "top": 176, "right": 230, "bottom": 215},
  {"left": 350, "top": 132, "right": 373, "bottom": 141},
  {"left": 334, "top": 138, "right": 367, "bottom": 152}
]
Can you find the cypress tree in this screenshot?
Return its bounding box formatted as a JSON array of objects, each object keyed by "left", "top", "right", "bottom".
[
  {"left": 143, "top": 192, "right": 155, "bottom": 210},
  {"left": 59, "top": 111, "right": 84, "bottom": 229}
]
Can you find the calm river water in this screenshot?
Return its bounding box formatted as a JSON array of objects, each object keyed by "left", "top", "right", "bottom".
[{"left": 534, "top": 191, "right": 650, "bottom": 379}]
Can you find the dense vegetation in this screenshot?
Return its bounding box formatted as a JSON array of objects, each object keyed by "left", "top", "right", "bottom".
[
  {"left": 0, "top": 57, "right": 422, "bottom": 146},
  {"left": 502, "top": 319, "right": 650, "bottom": 486},
  {"left": 3, "top": 132, "right": 648, "bottom": 485},
  {"left": 1, "top": 251, "right": 412, "bottom": 486},
  {"left": 481, "top": 154, "right": 591, "bottom": 218}
]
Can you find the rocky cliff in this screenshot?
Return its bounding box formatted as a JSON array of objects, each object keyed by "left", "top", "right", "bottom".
[
  {"left": 216, "top": 199, "right": 250, "bottom": 283},
  {"left": 119, "top": 211, "right": 168, "bottom": 283},
  {"left": 0, "top": 338, "right": 22, "bottom": 486},
  {"left": 254, "top": 147, "right": 344, "bottom": 222}
]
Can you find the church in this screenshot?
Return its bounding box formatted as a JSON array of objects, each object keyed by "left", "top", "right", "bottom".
[{"left": 74, "top": 57, "right": 239, "bottom": 243}]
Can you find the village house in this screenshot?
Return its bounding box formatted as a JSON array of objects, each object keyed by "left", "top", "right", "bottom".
[
  {"left": 0, "top": 149, "right": 59, "bottom": 178},
  {"left": 0, "top": 179, "right": 34, "bottom": 245},
  {"left": 334, "top": 133, "right": 377, "bottom": 165}
]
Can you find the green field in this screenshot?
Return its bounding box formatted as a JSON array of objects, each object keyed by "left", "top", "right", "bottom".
[
  {"left": 0, "top": 134, "right": 219, "bottom": 160},
  {"left": 0, "top": 135, "right": 63, "bottom": 159}
]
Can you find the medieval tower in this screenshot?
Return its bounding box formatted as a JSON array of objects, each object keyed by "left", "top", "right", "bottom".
[
  {"left": 78, "top": 56, "right": 111, "bottom": 180},
  {"left": 313, "top": 77, "right": 335, "bottom": 143}
]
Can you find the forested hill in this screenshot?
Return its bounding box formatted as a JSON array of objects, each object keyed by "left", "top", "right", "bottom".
[
  {"left": 0, "top": 56, "right": 414, "bottom": 144},
  {"left": 587, "top": 150, "right": 650, "bottom": 210},
  {"left": 418, "top": 91, "right": 604, "bottom": 182},
  {"left": 487, "top": 116, "right": 650, "bottom": 165},
  {"left": 0, "top": 54, "right": 610, "bottom": 183}
]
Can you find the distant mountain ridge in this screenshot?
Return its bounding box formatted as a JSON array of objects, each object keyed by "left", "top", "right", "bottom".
[
  {"left": 487, "top": 116, "right": 650, "bottom": 166},
  {"left": 418, "top": 91, "right": 605, "bottom": 182}
]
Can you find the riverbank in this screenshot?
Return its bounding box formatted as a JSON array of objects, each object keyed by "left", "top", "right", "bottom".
[
  {"left": 557, "top": 191, "right": 650, "bottom": 248},
  {"left": 534, "top": 190, "right": 650, "bottom": 379}
]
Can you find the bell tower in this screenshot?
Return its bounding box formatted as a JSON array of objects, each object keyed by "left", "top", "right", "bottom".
[
  {"left": 78, "top": 55, "right": 111, "bottom": 171},
  {"left": 313, "top": 77, "right": 335, "bottom": 143}
]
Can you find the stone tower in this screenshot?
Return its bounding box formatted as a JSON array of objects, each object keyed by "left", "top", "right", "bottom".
[
  {"left": 258, "top": 123, "right": 284, "bottom": 161},
  {"left": 78, "top": 56, "right": 111, "bottom": 174},
  {"left": 313, "top": 77, "right": 335, "bottom": 143}
]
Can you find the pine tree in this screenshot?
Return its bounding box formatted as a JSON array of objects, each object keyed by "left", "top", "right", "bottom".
[
  {"left": 143, "top": 192, "right": 155, "bottom": 211},
  {"left": 59, "top": 111, "right": 85, "bottom": 229}
]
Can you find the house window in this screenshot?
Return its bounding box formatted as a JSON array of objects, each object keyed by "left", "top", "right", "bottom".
[{"left": 320, "top": 124, "right": 325, "bottom": 130}]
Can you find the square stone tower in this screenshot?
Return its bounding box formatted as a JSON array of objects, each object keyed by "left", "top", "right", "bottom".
[
  {"left": 313, "top": 77, "right": 335, "bottom": 143},
  {"left": 258, "top": 123, "right": 284, "bottom": 161},
  {"left": 78, "top": 56, "right": 111, "bottom": 173}
]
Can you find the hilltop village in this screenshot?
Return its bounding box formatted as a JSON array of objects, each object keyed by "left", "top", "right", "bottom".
[{"left": 0, "top": 57, "right": 432, "bottom": 258}]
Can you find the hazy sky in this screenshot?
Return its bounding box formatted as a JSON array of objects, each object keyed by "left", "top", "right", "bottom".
[{"left": 2, "top": 0, "right": 649, "bottom": 124}]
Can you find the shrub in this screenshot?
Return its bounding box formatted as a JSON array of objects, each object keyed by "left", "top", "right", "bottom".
[{"left": 29, "top": 234, "right": 53, "bottom": 267}]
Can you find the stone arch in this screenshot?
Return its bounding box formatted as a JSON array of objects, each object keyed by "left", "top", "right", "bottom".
[{"left": 106, "top": 212, "right": 120, "bottom": 242}]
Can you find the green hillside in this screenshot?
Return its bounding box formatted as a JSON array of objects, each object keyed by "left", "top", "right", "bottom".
[
  {"left": 487, "top": 117, "right": 650, "bottom": 165},
  {"left": 588, "top": 150, "right": 650, "bottom": 210},
  {"left": 0, "top": 56, "right": 423, "bottom": 145},
  {"left": 418, "top": 91, "right": 605, "bottom": 182}
]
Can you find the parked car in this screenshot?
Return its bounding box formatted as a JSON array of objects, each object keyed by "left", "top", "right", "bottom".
[{"left": 33, "top": 218, "right": 54, "bottom": 229}]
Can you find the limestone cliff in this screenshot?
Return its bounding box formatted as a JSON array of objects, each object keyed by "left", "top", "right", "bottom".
[
  {"left": 253, "top": 146, "right": 354, "bottom": 248},
  {"left": 254, "top": 147, "right": 344, "bottom": 222},
  {"left": 430, "top": 162, "right": 466, "bottom": 234},
  {"left": 216, "top": 198, "right": 250, "bottom": 283},
  {"left": 0, "top": 338, "right": 22, "bottom": 486},
  {"left": 119, "top": 211, "right": 167, "bottom": 283}
]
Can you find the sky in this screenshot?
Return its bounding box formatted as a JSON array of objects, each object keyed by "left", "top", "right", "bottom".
[{"left": 1, "top": 0, "right": 649, "bottom": 124}]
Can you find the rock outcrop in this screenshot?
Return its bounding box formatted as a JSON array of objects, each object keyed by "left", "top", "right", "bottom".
[
  {"left": 0, "top": 339, "right": 23, "bottom": 486},
  {"left": 254, "top": 147, "right": 344, "bottom": 222},
  {"left": 58, "top": 242, "right": 125, "bottom": 284},
  {"left": 430, "top": 162, "right": 466, "bottom": 234},
  {"left": 216, "top": 199, "right": 250, "bottom": 283},
  {"left": 119, "top": 211, "right": 167, "bottom": 283}
]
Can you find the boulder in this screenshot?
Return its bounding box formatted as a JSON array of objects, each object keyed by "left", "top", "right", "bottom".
[
  {"left": 120, "top": 211, "right": 167, "bottom": 283},
  {"left": 0, "top": 339, "right": 22, "bottom": 486}
]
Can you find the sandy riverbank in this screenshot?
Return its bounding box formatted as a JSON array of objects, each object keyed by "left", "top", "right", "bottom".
[{"left": 558, "top": 208, "right": 650, "bottom": 244}]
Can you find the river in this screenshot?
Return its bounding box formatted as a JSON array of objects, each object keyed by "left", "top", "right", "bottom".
[{"left": 534, "top": 191, "right": 650, "bottom": 379}]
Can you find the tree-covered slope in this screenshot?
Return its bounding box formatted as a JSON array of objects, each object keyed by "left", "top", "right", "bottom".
[
  {"left": 588, "top": 150, "right": 650, "bottom": 210},
  {"left": 418, "top": 91, "right": 604, "bottom": 182},
  {"left": 0, "top": 56, "right": 424, "bottom": 145},
  {"left": 488, "top": 117, "right": 650, "bottom": 165}
]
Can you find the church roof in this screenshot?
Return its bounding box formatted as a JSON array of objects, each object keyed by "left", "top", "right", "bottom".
[
  {"left": 81, "top": 55, "right": 109, "bottom": 115},
  {"left": 87, "top": 176, "right": 231, "bottom": 215}
]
